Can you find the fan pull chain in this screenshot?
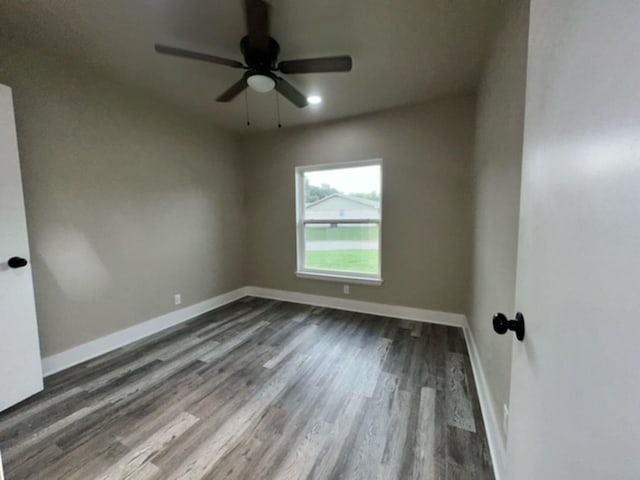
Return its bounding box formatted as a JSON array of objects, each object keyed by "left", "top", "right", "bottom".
[
  {"left": 275, "top": 91, "right": 282, "bottom": 128},
  {"left": 245, "top": 90, "right": 251, "bottom": 127}
]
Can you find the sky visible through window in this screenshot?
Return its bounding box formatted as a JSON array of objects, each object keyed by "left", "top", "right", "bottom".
[{"left": 305, "top": 165, "right": 380, "bottom": 195}]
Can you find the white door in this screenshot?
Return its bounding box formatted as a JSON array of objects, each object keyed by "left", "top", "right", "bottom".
[
  {"left": 0, "top": 84, "right": 43, "bottom": 412},
  {"left": 506, "top": 1, "right": 640, "bottom": 479}
]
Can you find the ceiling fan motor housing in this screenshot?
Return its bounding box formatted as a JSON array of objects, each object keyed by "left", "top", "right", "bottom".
[{"left": 240, "top": 35, "right": 280, "bottom": 72}]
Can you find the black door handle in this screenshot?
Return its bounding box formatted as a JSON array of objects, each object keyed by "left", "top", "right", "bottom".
[
  {"left": 7, "top": 257, "right": 28, "bottom": 269},
  {"left": 493, "top": 312, "right": 525, "bottom": 341}
]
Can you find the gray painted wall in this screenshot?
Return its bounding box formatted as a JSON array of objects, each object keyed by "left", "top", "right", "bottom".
[
  {"left": 241, "top": 98, "right": 475, "bottom": 314},
  {"left": 0, "top": 41, "right": 245, "bottom": 356},
  {"left": 469, "top": 0, "right": 530, "bottom": 442}
]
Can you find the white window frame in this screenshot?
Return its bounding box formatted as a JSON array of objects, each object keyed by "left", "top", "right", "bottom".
[{"left": 295, "top": 159, "right": 383, "bottom": 285}]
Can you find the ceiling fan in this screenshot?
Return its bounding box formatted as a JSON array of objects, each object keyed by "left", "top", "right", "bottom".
[{"left": 154, "top": 0, "right": 353, "bottom": 108}]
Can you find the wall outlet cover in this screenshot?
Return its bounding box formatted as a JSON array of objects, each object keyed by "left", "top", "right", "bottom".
[
  {"left": 343, "top": 285, "right": 350, "bottom": 295},
  {"left": 174, "top": 294, "right": 182, "bottom": 305}
]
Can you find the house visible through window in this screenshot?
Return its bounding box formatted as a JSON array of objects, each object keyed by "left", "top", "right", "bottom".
[{"left": 295, "top": 160, "right": 382, "bottom": 284}]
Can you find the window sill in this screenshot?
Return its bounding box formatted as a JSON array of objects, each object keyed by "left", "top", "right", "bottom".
[{"left": 295, "top": 271, "right": 384, "bottom": 286}]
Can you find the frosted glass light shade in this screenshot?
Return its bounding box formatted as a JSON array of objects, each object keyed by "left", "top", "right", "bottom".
[{"left": 247, "top": 74, "right": 276, "bottom": 93}]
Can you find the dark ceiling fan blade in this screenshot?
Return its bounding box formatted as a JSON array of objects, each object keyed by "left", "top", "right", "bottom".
[
  {"left": 216, "top": 77, "right": 249, "bottom": 102},
  {"left": 275, "top": 77, "right": 308, "bottom": 108},
  {"left": 244, "top": 0, "right": 271, "bottom": 52},
  {"left": 155, "top": 44, "right": 244, "bottom": 69},
  {"left": 278, "top": 56, "right": 352, "bottom": 74}
]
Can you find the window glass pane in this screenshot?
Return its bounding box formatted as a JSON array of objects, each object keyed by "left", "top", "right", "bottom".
[
  {"left": 303, "top": 165, "right": 381, "bottom": 222},
  {"left": 301, "top": 163, "right": 381, "bottom": 277},
  {"left": 304, "top": 223, "right": 380, "bottom": 275}
]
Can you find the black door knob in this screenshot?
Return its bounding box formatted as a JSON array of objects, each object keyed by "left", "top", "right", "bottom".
[
  {"left": 493, "top": 312, "right": 525, "bottom": 341},
  {"left": 7, "top": 256, "right": 28, "bottom": 269}
]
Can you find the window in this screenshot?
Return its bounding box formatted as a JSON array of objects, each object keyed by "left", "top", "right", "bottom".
[{"left": 295, "top": 160, "right": 382, "bottom": 285}]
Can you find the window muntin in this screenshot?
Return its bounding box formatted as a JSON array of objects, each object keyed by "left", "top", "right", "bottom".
[{"left": 296, "top": 160, "right": 382, "bottom": 282}]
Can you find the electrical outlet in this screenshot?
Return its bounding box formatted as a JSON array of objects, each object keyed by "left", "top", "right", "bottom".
[
  {"left": 343, "top": 285, "right": 350, "bottom": 295},
  {"left": 174, "top": 294, "right": 182, "bottom": 305},
  {"left": 503, "top": 404, "right": 509, "bottom": 435}
]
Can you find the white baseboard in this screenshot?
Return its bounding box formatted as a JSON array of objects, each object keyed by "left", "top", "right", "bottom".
[
  {"left": 41, "top": 287, "right": 250, "bottom": 377},
  {"left": 246, "top": 286, "right": 467, "bottom": 328},
  {"left": 463, "top": 326, "right": 507, "bottom": 480}
]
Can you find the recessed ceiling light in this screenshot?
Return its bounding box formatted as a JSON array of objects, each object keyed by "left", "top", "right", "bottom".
[{"left": 307, "top": 95, "right": 322, "bottom": 105}]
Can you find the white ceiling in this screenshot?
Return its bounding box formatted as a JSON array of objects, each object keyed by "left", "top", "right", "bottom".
[{"left": 0, "top": 0, "right": 502, "bottom": 132}]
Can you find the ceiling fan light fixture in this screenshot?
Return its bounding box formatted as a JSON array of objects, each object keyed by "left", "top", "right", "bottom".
[
  {"left": 247, "top": 74, "right": 276, "bottom": 93},
  {"left": 307, "top": 95, "right": 322, "bottom": 105},
  {"left": 154, "top": 0, "right": 353, "bottom": 110}
]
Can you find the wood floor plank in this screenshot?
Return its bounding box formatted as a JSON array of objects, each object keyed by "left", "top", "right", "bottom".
[
  {"left": 3, "top": 442, "right": 64, "bottom": 480},
  {"left": 447, "top": 424, "right": 494, "bottom": 479},
  {"left": 199, "top": 321, "right": 269, "bottom": 363},
  {"left": 50, "top": 347, "right": 214, "bottom": 452},
  {"left": 201, "top": 405, "right": 288, "bottom": 480},
  {"left": 114, "top": 372, "right": 204, "bottom": 448},
  {"left": 0, "top": 386, "right": 84, "bottom": 436},
  {"left": 351, "top": 337, "right": 392, "bottom": 398},
  {"left": 195, "top": 301, "right": 274, "bottom": 340},
  {"left": 306, "top": 393, "right": 369, "bottom": 480},
  {"left": 216, "top": 325, "right": 373, "bottom": 480},
  {"left": 163, "top": 354, "right": 312, "bottom": 479},
  {"left": 411, "top": 322, "right": 423, "bottom": 338},
  {"left": 379, "top": 386, "right": 412, "bottom": 479},
  {"left": 413, "top": 386, "right": 437, "bottom": 479},
  {"left": 446, "top": 352, "right": 477, "bottom": 433},
  {"left": 271, "top": 419, "right": 331, "bottom": 480},
  {"left": 47, "top": 438, "right": 130, "bottom": 480},
  {"left": 264, "top": 324, "right": 318, "bottom": 369},
  {"left": 2, "top": 401, "right": 106, "bottom": 462},
  {"left": 240, "top": 342, "right": 366, "bottom": 479},
  {"left": 0, "top": 296, "right": 494, "bottom": 480},
  {"left": 96, "top": 411, "right": 198, "bottom": 480},
  {"left": 339, "top": 373, "right": 402, "bottom": 479}
]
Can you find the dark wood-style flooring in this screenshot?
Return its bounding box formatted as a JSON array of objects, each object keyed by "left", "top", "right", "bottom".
[{"left": 0, "top": 297, "right": 493, "bottom": 479}]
